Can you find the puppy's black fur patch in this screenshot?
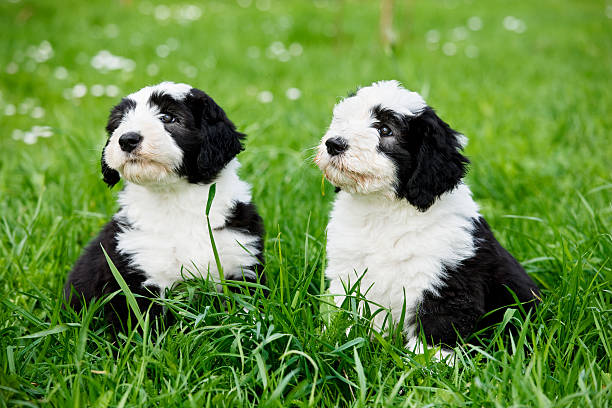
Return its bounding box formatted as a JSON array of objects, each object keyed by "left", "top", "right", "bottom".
[
  {"left": 220, "top": 201, "right": 267, "bottom": 294},
  {"left": 414, "top": 217, "right": 540, "bottom": 347},
  {"left": 64, "top": 219, "right": 162, "bottom": 333},
  {"left": 373, "top": 106, "right": 469, "bottom": 211},
  {"left": 101, "top": 98, "right": 136, "bottom": 187},
  {"left": 186, "top": 89, "right": 245, "bottom": 184}
]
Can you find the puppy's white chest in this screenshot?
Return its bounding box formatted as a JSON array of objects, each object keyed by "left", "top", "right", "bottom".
[
  {"left": 117, "top": 216, "right": 216, "bottom": 288},
  {"left": 325, "top": 188, "right": 479, "bottom": 331},
  {"left": 326, "top": 207, "right": 447, "bottom": 310},
  {"left": 114, "top": 174, "right": 257, "bottom": 291}
]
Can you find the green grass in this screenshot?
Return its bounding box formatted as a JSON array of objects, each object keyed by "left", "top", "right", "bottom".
[{"left": 1, "top": 0, "right": 611, "bottom": 406}]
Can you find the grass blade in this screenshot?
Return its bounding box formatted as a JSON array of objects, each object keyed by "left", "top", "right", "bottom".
[
  {"left": 354, "top": 347, "right": 366, "bottom": 405},
  {"left": 205, "top": 183, "right": 230, "bottom": 303},
  {"left": 18, "top": 324, "right": 70, "bottom": 339},
  {"left": 101, "top": 244, "right": 145, "bottom": 331}
]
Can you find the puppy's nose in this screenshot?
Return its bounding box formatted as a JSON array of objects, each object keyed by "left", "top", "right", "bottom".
[
  {"left": 118, "top": 132, "right": 142, "bottom": 153},
  {"left": 325, "top": 137, "right": 348, "bottom": 156}
]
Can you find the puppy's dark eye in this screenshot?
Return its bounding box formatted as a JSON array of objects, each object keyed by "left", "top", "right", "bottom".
[
  {"left": 378, "top": 126, "right": 393, "bottom": 137},
  {"left": 159, "top": 113, "right": 176, "bottom": 124}
]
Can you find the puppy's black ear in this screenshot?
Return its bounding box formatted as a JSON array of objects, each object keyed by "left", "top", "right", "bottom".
[
  {"left": 398, "top": 107, "right": 468, "bottom": 211},
  {"left": 101, "top": 98, "right": 134, "bottom": 188},
  {"left": 186, "top": 89, "right": 244, "bottom": 183},
  {"left": 101, "top": 139, "right": 120, "bottom": 188}
]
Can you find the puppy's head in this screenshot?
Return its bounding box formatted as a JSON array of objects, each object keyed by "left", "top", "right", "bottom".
[
  {"left": 316, "top": 80, "right": 468, "bottom": 211},
  {"left": 102, "top": 82, "right": 244, "bottom": 187}
]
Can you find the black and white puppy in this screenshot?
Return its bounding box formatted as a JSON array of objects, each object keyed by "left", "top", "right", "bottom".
[
  {"left": 316, "top": 80, "right": 539, "bottom": 357},
  {"left": 65, "top": 82, "right": 265, "bottom": 330}
]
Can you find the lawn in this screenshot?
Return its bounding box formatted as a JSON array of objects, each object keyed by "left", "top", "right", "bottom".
[{"left": 1, "top": 0, "right": 611, "bottom": 406}]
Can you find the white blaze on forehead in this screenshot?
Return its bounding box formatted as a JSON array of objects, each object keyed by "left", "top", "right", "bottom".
[
  {"left": 127, "top": 81, "right": 193, "bottom": 104},
  {"left": 335, "top": 80, "right": 427, "bottom": 118}
]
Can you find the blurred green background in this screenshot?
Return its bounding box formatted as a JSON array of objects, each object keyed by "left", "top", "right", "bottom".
[{"left": 0, "top": 0, "right": 610, "bottom": 406}]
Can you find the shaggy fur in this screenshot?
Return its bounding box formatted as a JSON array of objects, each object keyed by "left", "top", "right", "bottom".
[
  {"left": 316, "top": 80, "right": 539, "bottom": 357},
  {"left": 65, "top": 82, "right": 266, "bottom": 331}
]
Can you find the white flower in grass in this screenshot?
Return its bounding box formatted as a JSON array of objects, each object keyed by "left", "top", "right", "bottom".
[
  {"left": 177, "top": 5, "right": 202, "bottom": 21},
  {"left": 503, "top": 16, "right": 526, "bottom": 33},
  {"left": 156, "top": 45, "right": 170, "bottom": 58},
  {"left": 91, "top": 84, "right": 105, "bottom": 97},
  {"left": 182, "top": 65, "right": 197, "bottom": 78},
  {"left": 154, "top": 5, "right": 171, "bottom": 20},
  {"left": 124, "top": 60, "right": 136, "bottom": 72},
  {"left": 31, "top": 107, "right": 45, "bottom": 118},
  {"left": 147, "top": 63, "right": 159, "bottom": 76},
  {"left": 28, "top": 41, "right": 53, "bottom": 63},
  {"left": 6, "top": 62, "right": 18, "bottom": 74},
  {"left": 54, "top": 66, "right": 68, "bottom": 79},
  {"left": 91, "top": 50, "right": 135, "bottom": 72},
  {"left": 266, "top": 41, "right": 297, "bottom": 61},
  {"left": 91, "top": 51, "right": 116, "bottom": 70},
  {"left": 237, "top": 0, "right": 252, "bottom": 7},
  {"left": 257, "top": 91, "right": 273, "bottom": 103},
  {"left": 467, "top": 16, "right": 482, "bottom": 31},
  {"left": 167, "top": 38, "right": 180, "bottom": 51},
  {"left": 442, "top": 42, "right": 457, "bottom": 56},
  {"left": 72, "top": 84, "right": 87, "bottom": 98},
  {"left": 268, "top": 41, "right": 285, "bottom": 57},
  {"left": 32, "top": 125, "right": 52, "bottom": 138},
  {"left": 286, "top": 88, "right": 301, "bottom": 100},
  {"left": 452, "top": 27, "right": 468, "bottom": 41},
  {"left": 514, "top": 20, "right": 527, "bottom": 34},
  {"left": 278, "top": 52, "right": 290, "bottom": 62},
  {"left": 12, "top": 129, "right": 24, "bottom": 140},
  {"left": 105, "top": 85, "right": 120, "bottom": 98},
  {"left": 503, "top": 16, "right": 518, "bottom": 31},
  {"left": 19, "top": 99, "right": 36, "bottom": 114},
  {"left": 23, "top": 132, "right": 39, "bottom": 144},
  {"left": 426, "top": 30, "right": 440, "bottom": 44},
  {"left": 5, "top": 104, "right": 16, "bottom": 116},
  {"left": 13, "top": 126, "right": 53, "bottom": 144},
  {"left": 289, "top": 42, "right": 303, "bottom": 56}
]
